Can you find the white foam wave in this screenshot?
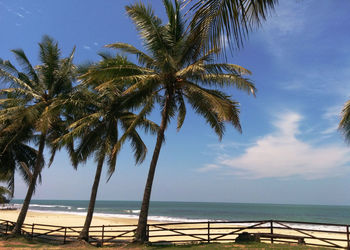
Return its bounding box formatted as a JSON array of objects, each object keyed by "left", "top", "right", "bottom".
[
  {"left": 22, "top": 205, "right": 348, "bottom": 232},
  {"left": 123, "top": 209, "right": 140, "bottom": 214},
  {"left": 26, "top": 209, "right": 205, "bottom": 223},
  {"left": 29, "top": 204, "right": 72, "bottom": 209},
  {"left": 148, "top": 215, "right": 207, "bottom": 223},
  {"left": 93, "top": 213, "right": 207, "bottom": 222}
]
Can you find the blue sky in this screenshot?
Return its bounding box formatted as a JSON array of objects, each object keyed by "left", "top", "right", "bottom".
[{"left": 1, "top": 0, "right": 350, "bottom": 205}]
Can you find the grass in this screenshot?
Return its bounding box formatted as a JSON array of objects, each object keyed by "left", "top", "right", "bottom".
[
  {"left": 145, "top": 242, "right": 331, "bottom": 250},
  {"left": 0, "top": 236, "right": 333, "bottom": 249}
]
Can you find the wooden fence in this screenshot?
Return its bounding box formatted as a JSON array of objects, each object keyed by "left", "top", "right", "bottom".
[{"left": 0, "top": 219, "right": 349, "bottom": 248}]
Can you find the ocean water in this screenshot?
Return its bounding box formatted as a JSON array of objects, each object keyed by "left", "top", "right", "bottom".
[{"left": 9, "top": 200, "right": 350, "bottom": 226}]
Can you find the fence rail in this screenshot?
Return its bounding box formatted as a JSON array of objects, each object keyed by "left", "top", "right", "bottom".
[{"left": 0, "top": 219, "right": 349, "bottom": 248}]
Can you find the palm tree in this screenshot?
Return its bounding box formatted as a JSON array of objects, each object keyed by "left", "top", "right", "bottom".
[
  {"left": 93, "top": 0, "right": 256, "bottom": 242},
  {"left": 56, "top": 55, "right": 158, "bottom": 241},
  {"left": 0, "top": 36, "right": 76, "bottom": 234},
  {"left": 185, "top": 0, "right": 278, "bottom": 51}
]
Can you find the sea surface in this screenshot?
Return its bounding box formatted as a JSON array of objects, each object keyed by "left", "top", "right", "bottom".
[{"left": 10, "top": 200, "right": 350, "bottom": 226}]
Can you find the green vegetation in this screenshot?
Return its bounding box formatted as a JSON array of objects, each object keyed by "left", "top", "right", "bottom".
[
  {"left": 146, "top": 242, "right": 330, "bottom": 250},
  {"left": 1, "top": 0, "right": 347, "bottom": 248},
  {"left": 109, "top": 0, "right": 255, "bottom": 242},
  {"left": 0, "top": 36, "right": 76, "bottom": 234},
  {"left": 185, "top": 0, "right": 278, "bottom": 51},
  {"left": 55, "top": 55, "right": 158, "bottom": 241}
]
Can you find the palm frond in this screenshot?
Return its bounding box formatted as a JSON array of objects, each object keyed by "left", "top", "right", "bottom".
[
  {"left": 106, "top": 43, "right": 156, "bottom": 68},
  {"left": 187, "top": 0, "right": 278, "bottom": 51},
  {"left": 125, "top": 2, "right": 170, "bottom": 57},
  {"left": 11, "top": 49, "right": 39, "bottom": 83}
]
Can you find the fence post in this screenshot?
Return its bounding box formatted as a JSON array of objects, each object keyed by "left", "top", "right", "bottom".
[
  {"left": 270, "top": 220, "right": 274, "bottom": 244},
  {"left": 146, "top": 224, "right": 150, "bottom": 242},
  {"left": 63, "top": 227, "right": 67, "bottom": 244},
  {"left": 347, "top": 225, "right": 349, "bottom": 250},
  {"left": 5, "top": 221, "right": 8, "bottom": 235},
  {"left": 101, "top": 225, "right": 104, "bottom": 247},
  {"left": 207, "top": 221, "right": 211, "bottom": 243},
  {"left": 31, "top": 223, "right": 35, "bottom": 239}
]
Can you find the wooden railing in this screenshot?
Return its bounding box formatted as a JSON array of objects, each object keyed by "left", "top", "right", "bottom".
[{"left": 0, "top": 219, "right": 349, "bottom": 248}]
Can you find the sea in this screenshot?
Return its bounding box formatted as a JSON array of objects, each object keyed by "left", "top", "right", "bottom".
[{"left": 9, "top": 200, "right": 350, "bottom": 227}]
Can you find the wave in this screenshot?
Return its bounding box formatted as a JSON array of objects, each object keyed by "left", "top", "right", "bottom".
[
  {"left": 29, "top": 204, "right": 72, "bottom": 210},
  {"left": 24, "top": 209, "right": 349, "bottom": 232},
  {"left": 123, "top": 209, "right": 140, "bottom": 214},
  {"left": 27, "top": 209, "right": 206, "bottom": 223},
  {"left": 77, "top": 207, "right": 86, "bottom": 210}
]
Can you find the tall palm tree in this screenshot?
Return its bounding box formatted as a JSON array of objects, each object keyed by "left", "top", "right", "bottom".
[
  {"left": 0, "top": 36, "right": 76, "bottom": 234},
  {"left": 93, "top": 0, "right": 256, "bottom": 242},
  {"left": 185, "top": 0, "right": 278, "bottom": 51},
  {"left": 56, "top": 55, "right": 158, "bottom": 241}
]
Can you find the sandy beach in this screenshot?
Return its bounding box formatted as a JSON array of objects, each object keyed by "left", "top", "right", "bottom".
[
  {"left": 0, "top": 210, "right": 348, "bottom": 248},
  {"left": 0, "top": 210, "right": 139, "bottom": 226}
]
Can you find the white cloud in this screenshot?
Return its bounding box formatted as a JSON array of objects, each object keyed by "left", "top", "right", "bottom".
[
  {"left": 83, "top": 45, "right": 91, "bottom": 50},
  {"left": 207, "top": 142, "right": 254, "bottom": 151},
  {"left": 196, "top": 164, "right": 221, "bottom": 173},
  {"left": 203, "top": 112, "right": 350, "bottom": 179},
  {"left": 94, "top": 42, "right": 99, "bottom": 46}
]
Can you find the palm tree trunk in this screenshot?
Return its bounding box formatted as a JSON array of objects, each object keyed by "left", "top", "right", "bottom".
[
  {"left": 134, "top": 95, "right": 171, "bottom": 243},
  {"left": 79, "top": 156, "right": 105, "bottom": 242},
  {"left": 12, "top": 134, "right": 46, "bottom": 235}
]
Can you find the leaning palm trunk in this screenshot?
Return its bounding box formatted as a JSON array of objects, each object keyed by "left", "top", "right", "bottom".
[
  {"left": 79, "top": 156, "right": 105, "bottom": 241},
  {"left": 134, "top": 96, "right": 171, "bottom": 243},
  {"left": 12, "top": 134, "right": 46, "bottom": 235}
]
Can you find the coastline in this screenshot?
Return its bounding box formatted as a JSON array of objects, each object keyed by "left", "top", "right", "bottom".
[{"left": 0, "top": 210, "right": 348, "bottom": 248}]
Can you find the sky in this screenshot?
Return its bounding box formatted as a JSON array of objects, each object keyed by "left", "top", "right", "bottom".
[{"left": 1, "top": 0, "right": 350, "bottom": 205}]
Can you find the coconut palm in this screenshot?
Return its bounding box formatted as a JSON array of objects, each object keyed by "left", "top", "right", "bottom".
[
  {"left": 56, "top": 55, "right": 158, "bottom": 241},
  {"left": 90, "top": 0, "right": 255, "bottom": 242},
  {"left": 185, "top": 0, "right": 278, "bottom": 51},
  {"left": 0, "top": 35, "right": 76, "bottom": 234}
]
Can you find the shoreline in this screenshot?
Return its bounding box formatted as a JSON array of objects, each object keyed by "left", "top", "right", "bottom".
[
  {"left": 1, "top": 209, "right": 348, "bottom": 229},
  {"left": 0, "top": 210, "right": 348, "bottom": 248}
]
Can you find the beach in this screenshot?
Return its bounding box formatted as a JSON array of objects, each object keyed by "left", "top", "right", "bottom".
[
  {"left": 1, "top": 209, "right": 348, "bottom": 248},
  {"left": 0, "top": 210, "right": 139, "bottom": 226}
]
